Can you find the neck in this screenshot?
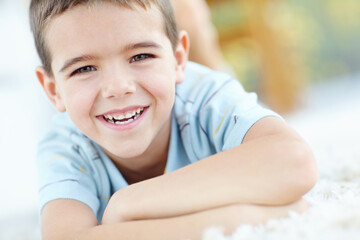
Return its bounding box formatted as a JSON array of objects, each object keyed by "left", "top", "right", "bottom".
[{"left": 119, "top": 156, "right": 168, "bottom": 185}]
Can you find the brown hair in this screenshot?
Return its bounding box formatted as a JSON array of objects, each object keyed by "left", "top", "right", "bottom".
[{"left": 29, "top": 0, "right": 178, "bottom": 75}]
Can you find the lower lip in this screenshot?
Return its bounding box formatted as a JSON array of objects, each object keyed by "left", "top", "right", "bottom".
[{"left": 97, "top": 107, "right": 149, "bottom": 131}]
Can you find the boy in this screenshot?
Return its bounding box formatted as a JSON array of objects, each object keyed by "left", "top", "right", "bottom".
[{"left": 29, "top": 0, "right": 317, "bottom": 239}]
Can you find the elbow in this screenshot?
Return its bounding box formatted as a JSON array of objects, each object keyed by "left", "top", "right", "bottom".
[{"left": 284, "top": 140, "right": 318, "bottom": 203}]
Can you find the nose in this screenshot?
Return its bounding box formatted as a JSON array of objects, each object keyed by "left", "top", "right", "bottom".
[{"left": 101, "top": 65, "right": 136, "bottom": 99}]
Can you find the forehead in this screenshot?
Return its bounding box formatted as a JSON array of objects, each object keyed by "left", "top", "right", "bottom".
[{"left": 44, "top": 2, "right": 168, "bottom": 70}]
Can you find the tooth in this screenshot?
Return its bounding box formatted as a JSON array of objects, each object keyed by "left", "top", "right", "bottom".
[
  {"left": 105, "top": 107, "right": 144, "bottom": 122},
  {"left": 114, "top": 114, "right": 125, "bottom": 120},
  {"left": 115, "top": 118, "right": 133, "bottom": 125}
]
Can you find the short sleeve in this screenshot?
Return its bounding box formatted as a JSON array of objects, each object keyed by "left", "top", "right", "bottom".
[
  {"left": 199, "top": 80, "right": 281, "bottom": 152},
  {"left": 36, "top": 121, "right": 100, "bottom": 216},
  {"left": 175, "top": 63, "right": 282, "bottom": 161}
]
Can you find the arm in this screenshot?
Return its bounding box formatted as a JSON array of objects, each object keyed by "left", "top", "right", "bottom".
[
  {"left": 103, "top": 117, "right": 317, "bottom": 223},
  {"left": 42, "top": 198, "right": 307, "bottom": 240}
]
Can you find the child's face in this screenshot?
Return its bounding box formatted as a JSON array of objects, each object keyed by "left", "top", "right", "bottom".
[{"left": 37, "top": 3, "right": 188, "bottom": 161}]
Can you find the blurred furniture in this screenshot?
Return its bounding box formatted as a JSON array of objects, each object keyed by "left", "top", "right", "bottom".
[
  {"left": 207, "top": 0, "right": 304, "bottom": 113},
  {"left": 171, "top": 0, "right": 230, "bottom": 71}
]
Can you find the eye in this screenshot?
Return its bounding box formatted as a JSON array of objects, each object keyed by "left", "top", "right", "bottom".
[
  {"left": 71, "top": 66, "right": 96, "bottom": 76},
  {"left": 130, "top": 54, "right": 155, "bottom": 63}
]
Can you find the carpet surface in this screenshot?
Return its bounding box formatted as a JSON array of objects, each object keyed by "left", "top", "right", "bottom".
[{"left": 204, "top": 77, "right": 360, "bottom": 240}]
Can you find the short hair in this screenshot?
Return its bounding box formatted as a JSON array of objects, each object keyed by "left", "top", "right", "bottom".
[{"left": 29, "top": 0, "right": 178, "bottom": 75}]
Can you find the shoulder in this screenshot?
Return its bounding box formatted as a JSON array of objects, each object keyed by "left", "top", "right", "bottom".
[
  {"left": 174, "top": 62, "right": 256, "bottom": 119},
  {"left": 39, "top": 112, "right": 81, "bottom": 145},
  {"left": 173, "top": 62, "right": 281, "bottom": 158},
  {"left": 176, "top": 62, "right": 239, "bottom": 104},
  {"left": 36, "top": 113, "right": 106, "bottom": 219},
  {"left": 39, "top": 112, "right": 91, "bottom": 149},
  {"left": 37, "top": 112, "right": 100, "bottom": 173}
]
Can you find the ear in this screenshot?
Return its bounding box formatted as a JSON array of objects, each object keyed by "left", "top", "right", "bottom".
[
  {"left": 35, "top": 66, "right": 66, "bottom": 112},
  {"left": 174, "top": 30, "right": 190, "bottom": 84}
]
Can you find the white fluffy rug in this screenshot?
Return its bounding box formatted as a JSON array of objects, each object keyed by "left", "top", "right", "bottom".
[{"left": 204, "top": 77, "right": 360, "bottom": 240}]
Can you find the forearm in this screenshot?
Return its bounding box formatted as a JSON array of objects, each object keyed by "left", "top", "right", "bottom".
[
  {"left": 87, "top": 200, "right": 307, "bottom": 240},
  {"left": 104, "top": 133, "right": 315, "bottom": 223}
]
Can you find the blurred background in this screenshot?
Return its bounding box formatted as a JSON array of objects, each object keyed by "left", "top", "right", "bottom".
[
  {"left": 205, "top": 0, "right": 360, "bottom": 112},
  {"left": 0, "top": 0, "right": 359, "bottom": 239}
]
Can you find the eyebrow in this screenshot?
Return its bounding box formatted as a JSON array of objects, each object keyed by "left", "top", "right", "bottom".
[
  {"left": 59, "top": 41, "right": 163, "bottom": 74},
  {"left": 59, "top": 55, "right": 96, "bottom": 73},
  {"left": 123, "top": 41, "right": 163, "bottom": 52}
]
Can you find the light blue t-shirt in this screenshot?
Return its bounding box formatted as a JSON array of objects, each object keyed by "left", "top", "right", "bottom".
[{"left": 37, "top": 62, "right": 280, "bottom": 223}]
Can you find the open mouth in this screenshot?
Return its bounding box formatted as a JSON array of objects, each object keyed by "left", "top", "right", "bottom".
[{"left": 103, "top": 107, "right": 145, "bottom": 125}]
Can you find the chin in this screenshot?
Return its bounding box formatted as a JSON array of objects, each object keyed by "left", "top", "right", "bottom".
[
  {"left": 118, "top": 150, "right": 146, "bottom": 159},
  {"left": 107, "top": 145, "right": 148, "bottom": 160}
]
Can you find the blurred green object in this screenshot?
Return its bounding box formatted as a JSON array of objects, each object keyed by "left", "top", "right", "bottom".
[
  {"left": 286, "top": 0, "right": 360, "bottom": 81},
  {"left": 209, "top": 0, "right": 360, "bottom": 86}
]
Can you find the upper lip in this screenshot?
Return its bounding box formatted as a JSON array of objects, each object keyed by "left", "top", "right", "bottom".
[{"left": 98, "top": 105, "right": 148, "bottom": 116}]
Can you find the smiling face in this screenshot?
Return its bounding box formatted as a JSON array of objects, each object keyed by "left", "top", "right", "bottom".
[{"left": 36, "top": 2, "right": 189, "bottom": 167}]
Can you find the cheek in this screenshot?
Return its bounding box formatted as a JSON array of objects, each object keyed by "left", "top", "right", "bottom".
[
  {"left": 140, "top": 65, "right": 177, "bottom": 102},
  {"left": 65, "top": 88, "right": 98, "bottom": 137},
  {"left": 64, "top": 82, "right": 98, "bottom": 119},
  {"left": 144, "top": 77, "right": 176, "bottom": 104}
]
